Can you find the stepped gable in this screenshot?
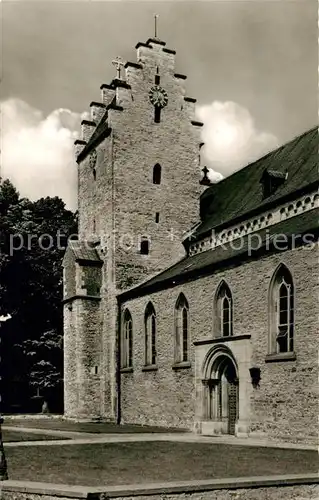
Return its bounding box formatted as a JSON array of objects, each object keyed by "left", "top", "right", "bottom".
[
  {"left": 74, "top": 36, "right": 201, "bottom": 164},
  {"left": 193, "top": 127, "right": 318, "bottom": 240}
]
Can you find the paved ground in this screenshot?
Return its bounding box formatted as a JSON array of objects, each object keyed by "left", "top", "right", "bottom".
[
  {"left": 3, "top": 417, "right": 185, "bottom": 434},
  {"left": 2, "top": 424, "right": 317, "bottom": 450}
]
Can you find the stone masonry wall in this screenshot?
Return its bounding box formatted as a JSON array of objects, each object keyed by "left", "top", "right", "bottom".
[
  {"left": 64, "top": 298, "right": 103, "bottom": 419},
  {"left": 111, "top": 40, "right": 203, "bottom": 287},
  {"left": 119, "top": 244, "right": 318, "bottom": 443}
]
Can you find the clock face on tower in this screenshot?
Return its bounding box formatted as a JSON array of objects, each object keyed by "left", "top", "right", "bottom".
[{"left": 149, "top": 86, "right": 168, "bottom": 108}]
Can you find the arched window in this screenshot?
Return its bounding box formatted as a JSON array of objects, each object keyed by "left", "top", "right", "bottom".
[
  {"left": 153, "top": 164, "right": 161, "bottom": 184},
  {"left": 121, "top": 309, "right": 133, "bottom": 369},
  {"left": 269, "top": 264, "right": 294, "bottom": 354},
  {"left": 145, "top": 302, "right": 157, "bottom": 366},
  {"left": 174, "top": 293, "right": 189, "bottom": 363},
  {"left": 215, "top": 281, "right": 233, "bottom": 337}
]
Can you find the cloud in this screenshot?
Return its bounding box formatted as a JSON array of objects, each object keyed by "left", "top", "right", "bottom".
[
  {"left": 1, "top": 98, "right": 279, "bottom": 208},
  {"left": 1, "top": 99, "right": 81, "bottom": 211},
  {"left": 207, "top": 168, "right": 224, "bottom": 183},
  {"left": 196, "top": 101, "right": 279, "bottom": 180}
]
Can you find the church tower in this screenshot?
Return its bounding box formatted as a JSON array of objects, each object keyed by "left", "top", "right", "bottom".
[{"left": 63, "top": 31, "right": 204, "bottom": 420}]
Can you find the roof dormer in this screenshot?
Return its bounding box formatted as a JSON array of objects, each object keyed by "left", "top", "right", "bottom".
[{"left": 261, "top": 169, "right": 288, "bottom": 198}]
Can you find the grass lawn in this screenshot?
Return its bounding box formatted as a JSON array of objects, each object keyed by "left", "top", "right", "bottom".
[
  {"left": 5, "top": 441, "right": 318, "bottom": 486},
  {"left": 3, "top": 430, "right": 68, "bottom": 442},
  {"left": 4, "top": 418, "right": 185, "bottom": 434}
]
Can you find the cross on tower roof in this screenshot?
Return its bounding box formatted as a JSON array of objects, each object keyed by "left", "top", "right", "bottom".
[
  {"left": 200, "top": 166, "right": 212, "bottom": 186},
  {"left": 202, "top": 166, "right": 209, "bottom": 176},
  {"left": 112, "top": 57, "right": 125, "bottom": 80}
]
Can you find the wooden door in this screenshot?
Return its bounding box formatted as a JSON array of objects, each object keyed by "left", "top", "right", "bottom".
[{"left": 227, "top": 382, "right": 238, "bottom": 435}]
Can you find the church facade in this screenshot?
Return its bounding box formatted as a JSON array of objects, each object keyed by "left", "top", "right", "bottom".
[{"left": 63, "top": 35, "right": 318, "bottom": 444}]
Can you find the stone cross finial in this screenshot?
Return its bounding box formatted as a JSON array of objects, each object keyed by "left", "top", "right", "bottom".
[
  {"left": 154, "top": 14, "right": 159, "bottom": 38},
  {"left": 112, "top": 57, "right": 125, "bottom": 80},
  {"left": 200, "top": 166, "right": 211, "bottom": 186},
  {"left": 202, "top": 166, "right": 209, "bottom": 177}
]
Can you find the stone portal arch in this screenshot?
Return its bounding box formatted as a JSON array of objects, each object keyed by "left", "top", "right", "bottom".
[{"left": 202, "top": 345, "right": 239, "bottom": 435}]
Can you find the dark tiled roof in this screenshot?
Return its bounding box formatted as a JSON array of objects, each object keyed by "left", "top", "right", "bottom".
[
  {"left": 68, "top": 240, "right": 102, "bottom": 264},
  {"left": 119, "top": 209, "right": 319, "bottom": 301},
  {"left": 194, "top": 127, "right": 318, "bottom": 239}
]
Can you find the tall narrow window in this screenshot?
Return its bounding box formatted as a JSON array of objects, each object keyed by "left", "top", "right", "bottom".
[
  {"left": 145, "top": 302, "right": 157, "bottom": 366},
  {"left": 215, "top": 281, "right": 233, "bottom": 337},
  {"left": 154, "top": 107, "right": 161, "bottom": 123},
  {"left": 155, "top": 212, "right": 160, "bottom": 223},
  {"left": 175, "top": 293, "right": 189, "bottom": 363},
  {"left": 121, "top": 309, "right": 133, "bottom": 369},
  {"left": 140, "top": 238, "right": 150, "bottom": 255},
  {"left": 269, "top": 264, "right": 294, "bottom": 354},
  {"left": 155, "top": 73, "right": 160, "bottom": 85},
  {"left": 154, "top": 71, "right": 161, "bottom": 115},
  {"left": 222, "top": 291, "right": 232, "bottom": 336},
  {"left": 153, "top": 164, "right": 161, "bottom": 184}
]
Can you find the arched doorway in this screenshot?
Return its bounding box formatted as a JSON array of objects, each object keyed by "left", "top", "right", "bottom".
[{"left": 202, "top": 347, "right": 239, "bottom": 435}]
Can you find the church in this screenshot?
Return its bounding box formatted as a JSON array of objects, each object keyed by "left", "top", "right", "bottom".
[{"left": 63, "top": 34, "right": 318, "bottom": 444}]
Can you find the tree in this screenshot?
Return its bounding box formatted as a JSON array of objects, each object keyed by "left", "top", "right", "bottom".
[
  {"left": 0, "top": 179, "right": 78, "bottom": 412},
  {"left": 17, "top": 330, "right": 63, "bottom": 412}
]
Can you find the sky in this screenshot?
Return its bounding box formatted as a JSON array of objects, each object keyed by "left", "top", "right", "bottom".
[{"left": 0, "top": 0, "right": 317, "bottom": 210}]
